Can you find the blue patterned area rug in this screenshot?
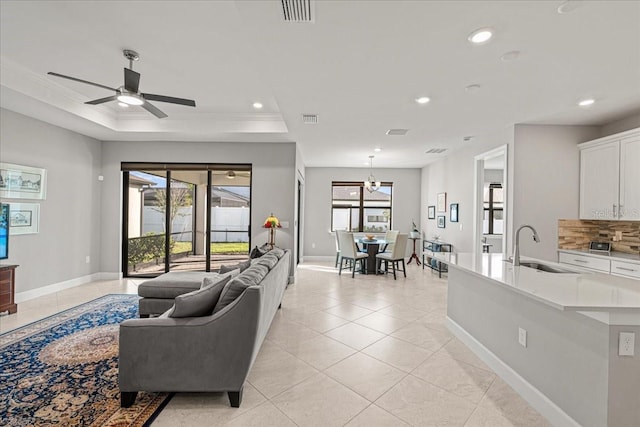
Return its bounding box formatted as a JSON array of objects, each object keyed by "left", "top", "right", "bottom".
[{"left": 0, "top": 294, "right": 172, "bottom": 426}]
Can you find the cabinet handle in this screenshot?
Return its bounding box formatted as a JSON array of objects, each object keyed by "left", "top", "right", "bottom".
[
  {"left": 573, "top": 259, "right": 589, "bottom": 263},
  {"left": 613, "top": 204, "right": 617, "bottom": 218},
  {"left": 615, "top": 266, "right": 636, "bottom": 272},
  {"left": 619, "top": 204, "right": 624, "bottom": 218}
]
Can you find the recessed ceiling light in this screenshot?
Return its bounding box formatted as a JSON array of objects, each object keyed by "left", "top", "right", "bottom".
[
  {"left": 465, "top": 84, "right": 481, "bottom": 93},
  {"left": 374, "top": 148, "right": 382, "bottom": 152},
  {"left": 501, "top": 50, "right": 521, "bottom": 61},
  {"left": 415, "top": 96, "right": 430, "bottom": 104},
  {"left": 557, "top": 1, "right": 582, "bottom": 14},
  {"left": 468, "top": 28, "right": 493, "bottom": 44},
  {"left": 578, "top": 98, "right": 595, "bottom": 107},
  {"left": 117, "top": 102, "right": 129, "bottom": 108},
  {"left": 252, "top": 102, "right": 263, "bottom": 109}
]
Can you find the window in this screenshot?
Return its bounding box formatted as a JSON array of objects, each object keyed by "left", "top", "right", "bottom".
[
  {"left": 483, "top": 183, "right": 503, "bottom": 235},
  {"left": 331, "top": 182, "right": 392, "bottom": 232}
]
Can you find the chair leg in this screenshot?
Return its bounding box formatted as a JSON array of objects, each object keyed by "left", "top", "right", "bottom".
[
  {"left": 352, "top": 259, "right": 357, "bottom": 278},
  {"left": 121, "top": 391, "right": 138, "bottom": 408},
  {"left": 402, "top": 259, "right": 406, "bottom": 277},
  {"left": 338, "top": 258, "right": 344, "bottom": 275},
  {"left": 392, "top": 261, "right": 397, "bottom": 280},
  {"left": 335, "top": 253, "right": 339, "bottom": 268},
  {"left": 228, "top": 386, "right": 244, "bottom": 408}
]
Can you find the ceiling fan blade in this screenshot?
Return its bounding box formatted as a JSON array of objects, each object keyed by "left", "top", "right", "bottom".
[
  {"left": 48, "top": 72, "right": 117, "bottom": 92},
  {"left": 141, "top": 101, "right": 168, "bottom": 119},
  {"left": 124, "top": 68, "right": 140, "bottom": 93},
  {"left": 142, "top": 93, "right": 196, "bottom": 107},
  {"left": 85, "top": 95, "right": 118, "bottom": 105}
]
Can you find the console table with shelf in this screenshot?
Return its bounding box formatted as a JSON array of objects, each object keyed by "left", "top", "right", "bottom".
[{"left": 422, "top": 240, "right": 452, "bottom": 278}]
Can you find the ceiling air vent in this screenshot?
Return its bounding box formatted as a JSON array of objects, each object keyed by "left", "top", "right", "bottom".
[
  {"left": 281, "top": 0, "right": 314, "bottom": 23},
  {"left": 386, "top": 129, "right": 409, "bottom": 136},
  {"left": 302, "top": 114, "right": 318, "bottom": 124},
  {"left": 425, "top": 148, "right": 447, "bottom": 154}
]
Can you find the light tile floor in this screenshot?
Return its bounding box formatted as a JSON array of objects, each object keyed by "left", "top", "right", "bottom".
[{"left": 0, "top": 261, "right": 551, "bottom": 426}]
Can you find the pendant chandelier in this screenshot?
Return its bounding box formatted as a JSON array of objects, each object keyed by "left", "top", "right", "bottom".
[{"left": 364, "top": 155, "right": 381, "bottom": 193}]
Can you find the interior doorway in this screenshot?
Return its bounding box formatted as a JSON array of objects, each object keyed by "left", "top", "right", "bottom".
[{"left": 473, "top": 146, "right": 508, "bottom": 256}]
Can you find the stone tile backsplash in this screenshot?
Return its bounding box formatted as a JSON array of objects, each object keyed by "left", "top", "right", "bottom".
[{"left": 558, "top": 219, "right": 640, "bottom": 255}]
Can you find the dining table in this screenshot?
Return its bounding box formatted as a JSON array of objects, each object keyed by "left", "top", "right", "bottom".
[{"left": 356, "top": 238, "right": 392, "bottom": 274}]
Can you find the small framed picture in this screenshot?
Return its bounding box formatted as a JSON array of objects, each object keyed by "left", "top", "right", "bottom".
[
  {"left": 437, "top": 192, "right": 446, "bottom": 212},
  {"left": 428, "top": 205, "right": 436, "bottom": 219},
  {"left": 437, "top": 215, "right": 445, "bottom": 228},
  {"left": 450, "top": 203, "right": 459, "bottom": 222}
]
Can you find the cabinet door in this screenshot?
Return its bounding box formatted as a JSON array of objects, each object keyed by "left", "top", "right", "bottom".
[
  {"left": 579, "top": 141, "right": 619, "bottom": 220},
  {"left": 619, "top": 135, "right": 640, "bottom": 220}
]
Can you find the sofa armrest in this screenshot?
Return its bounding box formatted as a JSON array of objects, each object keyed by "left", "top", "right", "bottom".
[{"left": 119, "top": 286, "right": 262, "bottom": 393}]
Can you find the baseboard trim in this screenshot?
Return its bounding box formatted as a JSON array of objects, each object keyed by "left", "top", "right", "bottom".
[
  {"left": 446, "top": 317, "right": 580, "bottom": 427},
  {"left": 15, "top": 272, "right": 121, "bottom": 303},
  {"left": 302, "top": 256, "right": 334, "bottom": 263}
]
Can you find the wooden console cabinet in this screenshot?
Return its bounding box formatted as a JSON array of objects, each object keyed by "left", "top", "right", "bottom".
[{"left": 0, "top": 264, "right": 18, "bottom": 314}]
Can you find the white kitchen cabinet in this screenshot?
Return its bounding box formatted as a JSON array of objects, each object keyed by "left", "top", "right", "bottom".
[{"left": 579, "top": 128, "right": 640, "bottom": 220}]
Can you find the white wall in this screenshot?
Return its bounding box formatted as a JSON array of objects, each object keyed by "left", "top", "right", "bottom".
[
  {"left": 420, "top": 128, "right": 515, "bottom": 254},
  {"left": 0, "top": 108, "right": 103, "bottom": 292},
  {"left": 100, "top": 141, "right": 297, "bottom": 275},
  {"left": 304, "top": 167, "right": 421, "bottom": 258},
  {"left": 600, "top": 111, "right": 640, "bottom": 136},
  {"left": 512, "top": 124, "right": 600, "bottom": 261}
]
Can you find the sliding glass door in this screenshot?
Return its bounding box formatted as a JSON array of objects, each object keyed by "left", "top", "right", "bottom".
[{"left": 122, "top": 164, "right": 251, "bottom": 277}]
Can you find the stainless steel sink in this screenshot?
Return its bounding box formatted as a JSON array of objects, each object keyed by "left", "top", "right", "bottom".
[{"left": 518, "top": 261, "right": 579, "bottom": 274}]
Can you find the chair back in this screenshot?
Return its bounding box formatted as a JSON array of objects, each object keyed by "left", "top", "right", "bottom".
[
  {"left": 337, "top": 231, "right": 357, "bottom": 258},
  {"left": 384, "top": 230, "right": 399, "bottom": 251},
  {"left": 391, "top": 233, "right": 409, "bottom": 259}
]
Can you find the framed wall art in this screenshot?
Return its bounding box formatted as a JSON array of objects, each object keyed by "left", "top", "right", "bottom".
[
  {"left": 9, "top": 202, "right": 40, "bottom": 235},
  {"left": 428, "top": 205, "right": 436, "bottom": 219},
  {"left": 437, "top": 192, "right": 446, "bottom": 212},
  {"left": 0, "top": 163, "right": 47, "bottom": 200},
  {"left": 450, "top": 203, "right": 459, "bottom": 222},
  {"left": 437, "top": 215, "right": 445, "bottom": 228}
]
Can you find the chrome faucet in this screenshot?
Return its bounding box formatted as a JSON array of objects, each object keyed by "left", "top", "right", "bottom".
[{"left": 513, "top": 225, "right": 540, "bottom": 266}]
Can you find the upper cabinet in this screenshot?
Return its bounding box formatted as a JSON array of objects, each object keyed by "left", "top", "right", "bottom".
[{"left": 579, "top": 128, "right": 640, "bottom": 221}]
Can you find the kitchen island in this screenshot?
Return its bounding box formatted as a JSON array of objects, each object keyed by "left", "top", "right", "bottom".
[{"left": 433, "top": 252, "right": 640, "bottom": 427}]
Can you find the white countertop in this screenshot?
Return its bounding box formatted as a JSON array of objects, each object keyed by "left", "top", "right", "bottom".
[
  {"left": 558, "top": 248, "right": 640, "bottom": 265},
  {"left": 434, "top": 252, "right": 640, "bottom": 323}
]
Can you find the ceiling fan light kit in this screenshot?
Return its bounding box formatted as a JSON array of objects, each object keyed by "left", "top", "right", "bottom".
[{"left": 47, "top": 49, "right": 196, "bottom": 118}]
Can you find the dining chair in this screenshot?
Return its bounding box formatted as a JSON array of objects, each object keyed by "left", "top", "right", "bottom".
[
  {"left": 375, "top": 233, "right": 408, "bottom": 279},
  {"left": 381, "top": 230, "right": 399, "bottom": 253},
  {"left": 337, "top": 231, "right": 368, "bottom": 278},
  {"left": 334, "top": 231, "right": 341, "bottom": 268}
]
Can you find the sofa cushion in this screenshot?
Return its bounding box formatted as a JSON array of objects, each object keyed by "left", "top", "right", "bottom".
[
  {"left": 138, "top": 272, "right": 220, "bottom": 299},
  {"left": 256, "top": 253, "right": 278, "bottom": 270},
  {"left": 269, "top": 247, "right": 285, "bottom": 259},
  {"left": 167, "top": 275, "right": 232, "bottom": 318},
  {"left": 213, "top": 264, "right": 269, "bottom": 313},
  {"left": 219, "top": 259, "right": 251, "bottom": 274}
]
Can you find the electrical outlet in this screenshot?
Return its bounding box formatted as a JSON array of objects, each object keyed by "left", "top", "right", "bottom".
[
  {"left": 518, "top": 327, "right": 527, "bottom": 348},
  {"left": 619, "top": 332, "right": 635, "bottom": 356},
  {"left": 85, "top": 256, "right": 90, "bottom": 264},
  {"left": 615, "top": 231, "right": 623, "bottom": 241},
  {"left": 459, "top": 223, "right": 463, "bottom": 231},
  {"left": 311, "top": 243, "right": 316, "bottom": 249}
]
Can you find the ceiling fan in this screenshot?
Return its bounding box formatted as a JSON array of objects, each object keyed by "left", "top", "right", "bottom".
[{"left": 47, "top": 49, "right": 196, "bottom": 119}]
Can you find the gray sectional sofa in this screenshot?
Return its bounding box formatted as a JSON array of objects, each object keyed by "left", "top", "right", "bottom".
[{"left": 119, "top": 249, "right": 290, "bottom": 408}]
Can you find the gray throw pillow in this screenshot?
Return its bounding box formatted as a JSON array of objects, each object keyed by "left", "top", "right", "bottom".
[
  {"left": 270, "top": 247, "right": 285, "bottom": 259},
  {"left": 256, "top": 253, "right": 278, "bottom": 270},
  {"left": 168, "top": 275, "right": 231, "bottom": 318},
  {"left": 213, "top": 264, "right": 269, "bottom": 313},
  {"left": 219, "top": 259, "right": 251, "bottom": 274}
]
